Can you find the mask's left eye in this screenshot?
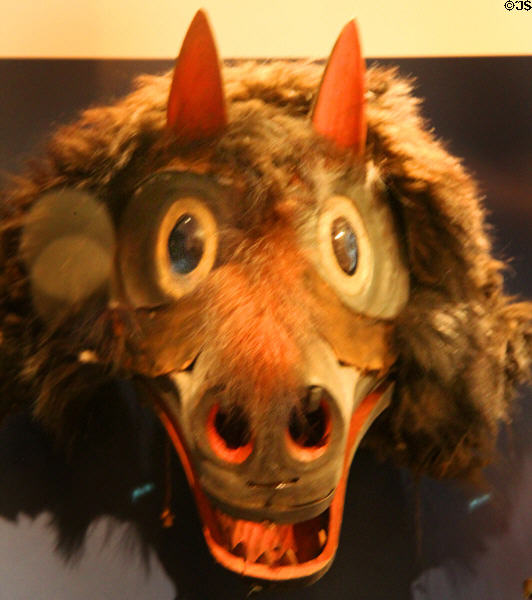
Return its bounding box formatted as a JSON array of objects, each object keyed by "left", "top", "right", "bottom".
[
  {"left": 155, "top": 198, "right": 218, "bottom": 298},
  {"left": 168, "top": 214, "right": 204, "bottom": 274},
  {"left": 119, "top": 173, "right": 219, "bottom": 307}
]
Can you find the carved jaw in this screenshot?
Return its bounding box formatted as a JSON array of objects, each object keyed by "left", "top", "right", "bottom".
[{"left": 150, "top": 339, "right": 394, "bottom": 583}]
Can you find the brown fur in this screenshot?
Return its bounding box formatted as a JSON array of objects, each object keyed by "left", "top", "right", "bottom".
[{"left": 0, "top": 60, "right": 531, "bottom": 482}]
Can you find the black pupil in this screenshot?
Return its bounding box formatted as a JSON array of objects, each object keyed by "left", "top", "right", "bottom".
[
  {"left": 168, "top": 214, "right": 204, "bottom": 274},
  {"left": 331, "top": 217, "right": 358, "bottom": 275}
]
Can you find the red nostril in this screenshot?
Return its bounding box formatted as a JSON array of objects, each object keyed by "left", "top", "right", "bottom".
[
  {"left": 207, "top": 404, "right": 253, "bottom": 463},
  {"left": 286, "top": 387, "right": 331, "bottom": 461}
]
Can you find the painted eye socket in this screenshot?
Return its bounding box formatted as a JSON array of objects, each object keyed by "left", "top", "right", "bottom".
[
  {"left": 168, "top": 214, "right": 205, "bottom": 274},
  {"left": 315, "top": 185, "right": 409, "bottom": 319},
  {"left": 318, "top": 195, "right": 372, "bottom": 297},
  {"left": 119, "top": 172, "right": 223, "bottom": 307},
  {"left": 331, "top": 217, "right": 358, "bottom": 275}
]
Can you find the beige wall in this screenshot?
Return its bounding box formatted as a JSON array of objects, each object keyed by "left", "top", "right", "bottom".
[{"left": 0, "top": 0, "right": 530, "bottom": 58}]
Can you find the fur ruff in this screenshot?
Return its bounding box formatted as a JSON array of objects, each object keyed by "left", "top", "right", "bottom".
[{"left": 0, "top": 60, "right": 531, "bottom": 482}]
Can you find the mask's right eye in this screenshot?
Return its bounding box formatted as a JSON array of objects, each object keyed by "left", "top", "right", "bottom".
[
  {"left": 317, "top": 195, "right": 373, "bottom": 300},
  {"left": 331, "top": 216, "right": 358, "bottom": 276},
  {"left": 119, "top": 173, "right": 219, "bottom": 307}
]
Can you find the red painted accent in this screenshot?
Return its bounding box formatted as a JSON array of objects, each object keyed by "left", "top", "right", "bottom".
[
  {"left": 206, "top": 404, "right": 253, "bottom": 464},
  {"left": 312, "top": 20, "right": 366, "bottom": 154},
  {"left": 167, "top": 10, "right": 227, "bottom": 142},
  {"left": 345, "top": 387, "right": 383, "bottom": 461}
]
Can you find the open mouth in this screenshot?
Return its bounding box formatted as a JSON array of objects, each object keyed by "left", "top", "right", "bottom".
[{"left": 152, "top": 380, "right": 392, "bottom": 582}]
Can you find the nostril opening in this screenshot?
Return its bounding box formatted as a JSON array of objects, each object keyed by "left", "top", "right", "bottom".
[
  {"left": 207, "top": 404, "right": 253, "bottom": 463},
  {"left": 288, "top": 403, "right": 329, "bottom": 447},
  {"left": 214, "top": 405, "right": 251, "bottom": 449},
  {"left": 287, "top": 387, "right": 331, "bottom": 460}
]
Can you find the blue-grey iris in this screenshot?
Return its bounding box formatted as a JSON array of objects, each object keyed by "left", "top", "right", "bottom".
[
  {"left": 168, "top": 214, "right": 204, "bottom": 274},
  {"left": 331, "top": 216, "right": 357, "bottom": 275}
]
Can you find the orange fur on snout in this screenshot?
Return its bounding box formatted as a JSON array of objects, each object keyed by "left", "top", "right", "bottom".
[{"left": 204, "top": 224, "right": 311, "bottom": 412}]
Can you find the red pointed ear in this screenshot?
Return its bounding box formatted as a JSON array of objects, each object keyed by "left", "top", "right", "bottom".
[
  {"left": 312, "top": 20, "right": 366, "bottom": 155},
  {"left": 167, "top": 10, "right": 227, "bottom": 143}
]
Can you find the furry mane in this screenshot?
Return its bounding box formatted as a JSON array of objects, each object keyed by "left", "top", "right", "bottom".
[{"left": 0, "top": 59, "right": 531, "bottom": 486}]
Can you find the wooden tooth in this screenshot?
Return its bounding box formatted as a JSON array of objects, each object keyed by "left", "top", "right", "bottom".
[
  {"left": 230, "top": 520, "right": 245, "bottom": 550},
  {"left": 284, "top": 548, "right": 298, "bottom": 565},
  {"left": 257, "top": 551, "right": 274, "bottom": 565},
  {"left": 318, "top": 529, "right": 327, "bottom": 547},
  {"left": 232, "top": 542, "right": 247, "bottom": 558}
]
